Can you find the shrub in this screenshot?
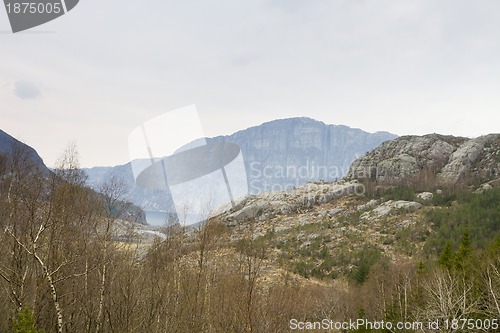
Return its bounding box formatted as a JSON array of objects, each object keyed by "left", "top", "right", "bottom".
[{"left": 12, "top": 307, "right": 44, "bottom": 333}]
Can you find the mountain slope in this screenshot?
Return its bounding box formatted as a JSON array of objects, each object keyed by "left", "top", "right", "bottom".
[
  {"left": 0, "top": 129, "right": 50, "bottom": 174},
  {"left": 0, "top": 129, "right": 148, "bottom": 224}
]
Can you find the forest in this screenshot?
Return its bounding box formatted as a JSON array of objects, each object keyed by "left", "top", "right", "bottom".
[{"left": 1, "top": 145, "right": 500, "bottom": 333}]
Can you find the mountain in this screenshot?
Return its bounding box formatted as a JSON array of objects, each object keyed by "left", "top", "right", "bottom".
[
  {"left": 209, "top": 117, "right": 397, "bottom": 192},
  {"left": 0, "top": 129, "right": 50, "bottom": 174},
  {"left": 347, "top": 133, "right": 500, "bottom": 188},
  {"left": 83, "top": 117, "right": 397, "bottom": 217}
]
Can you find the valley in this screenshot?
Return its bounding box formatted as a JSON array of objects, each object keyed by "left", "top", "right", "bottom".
[{"left": 1, "top": 124, "right": 500, "bottom": 332}]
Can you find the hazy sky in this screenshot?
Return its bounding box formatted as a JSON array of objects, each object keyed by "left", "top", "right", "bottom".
[{"left": 1, "top": 0, "right": 500, "bottom": 167}]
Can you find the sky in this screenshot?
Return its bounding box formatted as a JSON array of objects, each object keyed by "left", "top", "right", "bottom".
[{"left": 1, "top": 0, "right": 500, "bottom": 168}]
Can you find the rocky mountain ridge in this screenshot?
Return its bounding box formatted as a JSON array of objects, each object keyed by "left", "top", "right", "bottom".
[
  {"left": 209, "top": 117, "right": 396, "bottom": 191},
  {"left": 347, "top": 133, "right": 500, "bottom": 187}
]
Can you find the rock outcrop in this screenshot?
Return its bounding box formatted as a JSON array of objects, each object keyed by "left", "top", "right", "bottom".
[
  {"left": 439, "top": 134, "right": 500, "bottom": 183},
  {"left": 360, "top": 200, "right": 423, "bottom": 221},
  {"left": 214, "top": 181, "right": 363, "bottom": 226},
  {"left": 347, "top": 133, "right": 500, "bottom": 186}
]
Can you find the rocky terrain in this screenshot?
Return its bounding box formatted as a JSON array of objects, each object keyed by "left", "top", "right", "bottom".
[
  {"left": 214, "top": 133, "right": 500, "bottom": 231},
  {"left": 214, "top": 180, "right": 434, "bottom": 280},
  {"left": 347, "top": 133, "right": 500, "bottom": 187},
  {"left": 215, "top": 180, "right": 363, "bottom": 226},
  {"left": 98, "top": 132, "right": 500, "bottom": 269}
]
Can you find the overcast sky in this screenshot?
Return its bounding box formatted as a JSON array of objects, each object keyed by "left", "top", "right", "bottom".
[{"left": 1, "top": 0, "right": 500, "bottom": 167}]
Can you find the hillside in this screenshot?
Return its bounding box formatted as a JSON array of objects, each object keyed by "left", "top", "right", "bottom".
[
  {"left": 0, "top": 129, "right": 50, "bottom": 174},
  {"left": 215, "top": 133, "right": 500, "bottom": 277}
]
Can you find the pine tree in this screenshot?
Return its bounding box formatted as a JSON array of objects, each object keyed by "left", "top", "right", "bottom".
[
  {"left": 439, "top": 241, "right": 454, "bottom": 271},
  {"left": 455, "top": 226, "right": 472, "bottom": 271},
  {"left": 12, "top": 307, "right": 44, "bottom": 333}
]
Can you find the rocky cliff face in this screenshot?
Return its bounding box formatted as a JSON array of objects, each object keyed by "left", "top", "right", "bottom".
[
  {"left": 210, "top": 117, "right": 397, "bottom": 194},
  {"left": 347, "top": 133, "right": 500, "bottom": 186}
]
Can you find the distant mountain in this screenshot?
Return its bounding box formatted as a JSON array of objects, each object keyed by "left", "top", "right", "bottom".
[
  {"left": 84, "top": 117, "right": 397, "bottom": 218},
  {"left": 0, "top": 129, "right": 50, "bottom": 174},
  {"left": 84, "top": 162, "right": 171, "bottom": 213},
  {"left": 209, "top": 117, "right": 397, "bottom": 192}
]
